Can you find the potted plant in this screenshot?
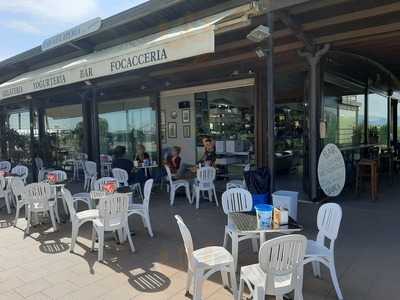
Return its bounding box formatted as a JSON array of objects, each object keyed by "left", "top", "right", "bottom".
[{"left": 352, "top": 125, "right": 363, "bottom": 145}]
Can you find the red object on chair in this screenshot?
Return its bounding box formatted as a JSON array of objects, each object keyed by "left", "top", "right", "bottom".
[
  {"left": 47, "top": 173, "right": 57, "bottom": 184},
  {"left": 103, "top": 181, "right": 117, "bottom": 193}
]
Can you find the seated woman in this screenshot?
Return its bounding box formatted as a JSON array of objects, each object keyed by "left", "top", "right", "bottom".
[
  {"left": 112, "top": 145, "right": 134, "bottom": 183},
  {"left": 134, "top": 144, "right": 150, "bottom": 164},
  {"left": 166, "top": 146, "right": 182, "bottom": 174},
  {"left": 198, "top": 136, "right": 216, "bottom": 166}
]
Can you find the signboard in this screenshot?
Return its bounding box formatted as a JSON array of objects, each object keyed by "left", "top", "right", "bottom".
[
  {"left": 0, "top": 26, "right": 214, "bottom": 100},
  {"left": 317, "top": 143, "right": 346, "bottom": 197},
  {"left": 42, "top": 17, "right": 102, "bottom": 51}
]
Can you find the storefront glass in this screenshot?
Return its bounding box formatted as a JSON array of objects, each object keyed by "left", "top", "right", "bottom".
[
  {"left": 98, "top": 97, "right": 158, "bottom": 161},
  {"left": 44, "top": 104, "right": 84, "bottom": 167},
  {"left": 368, "top": 93, "right": 388, "bottom": 145}
]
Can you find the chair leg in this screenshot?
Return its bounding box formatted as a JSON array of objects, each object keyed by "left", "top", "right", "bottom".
[
  {"left": 251, "top": 238, "right": 258, "bottom": 253},
  {"left": 25, "top": 208, "right": 31, "bottom": 234},
  {"left": 145, "top": 213, "right": 154, "bottom": 237},
  {"left": 186, "top": 270, "right": 193, "bottom": 295},
  {"left": 208, "top": 190, "right": 213, "bottom": 202},
  {"left": 98, "top": 230, "right": 105, "bottom": 261},
  {"left": 223, "top": 228, "right": 229, "bottom": 249},
  {"left": 91, "top": 227, "right": 96, "bottom": 251},
  {"left": 253, "top": 286, "right": 265, "bottom": 300},
  {"left": 312, "top": 261, "right": 321, "bottom": 278},
  {"left": 170, "top": 189, "right": 175, "bottom": 206},
  {"left": 193, "top": 270, "right": 204, "bottom": 300},
  {"left": 195, "top": 188, "right": 200, "bottom": 209},
  {"left": 125, "top": 224, "right": 136, "bottom": 253},
  {"left": 232, "top": 233, "right": 239, "bottom": 270},
  {"left": 213, "top": 188, "right": 219, "bottom": 207},
  {"left": 276, "top": 295, "right": 284, "bottom": 300},
  {"left": 185, "top": 185, "right": 192, "bottom": 204},
  {"left": 238, "top": 277, "right": 244, "bottom": 300},
  {"left": 229, "top": 264, "right": 238, "bottom": 300},
  {"left": 14, "top": 205, "right": 20, "bottom": 226},
  {"left": 221, "top": 271, "right": 229, "bottom": 288},
  {"left": 4, "top": 193, "right": 11, "bottom": 214},
  {"left": 49, "top": 208, "right": 57, "bottom": 232},
  {"left": 70, "top": 223, "right": 78, "bottom": 252},
  {"left": 329, "top": 260, "right": 343, "bottom": 300}
]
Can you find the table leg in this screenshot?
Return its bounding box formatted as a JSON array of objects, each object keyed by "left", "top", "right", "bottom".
[{"left": 259, "top": 232, "right": 266, "bottom": 248}]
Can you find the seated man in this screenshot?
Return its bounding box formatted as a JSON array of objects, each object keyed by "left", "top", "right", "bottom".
[{"left": 112, "top": 145, "right": 134, "bottom": 183}]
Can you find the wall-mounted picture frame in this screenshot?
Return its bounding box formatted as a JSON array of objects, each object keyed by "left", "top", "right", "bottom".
[
  {"left": 160, "top": 110, "right": 166, "bottom": 126},
  {"left": 161, "top": 127, "right": 167, "bottom": 144},
  {"left": 182, "top": 109, "right": 190, "bottom": 123},
  {"left": 168, "top": 122, "right": 177, "bottom": 138},
  {"left": 183, "top": 125, "right": 191, "bottom": 138}
]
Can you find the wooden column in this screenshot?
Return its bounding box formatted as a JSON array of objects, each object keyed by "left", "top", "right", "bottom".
[{"left": 266, "top": 12, "right": 275, "bottom": 192}]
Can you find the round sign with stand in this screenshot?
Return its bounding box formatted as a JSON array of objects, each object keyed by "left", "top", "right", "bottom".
[{"left": 318, "top": 143, "right": 346, "bottom": 197}]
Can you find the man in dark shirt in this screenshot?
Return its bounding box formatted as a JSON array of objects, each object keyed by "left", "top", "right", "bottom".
[{"left": 112, "top": 146, "right": 134, "bottom": 182}]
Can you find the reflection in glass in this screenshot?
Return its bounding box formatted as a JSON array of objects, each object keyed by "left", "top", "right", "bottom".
[
  {"left": 368, "top": 93, "right": 388, "bottom": 145},
  {"left": 45, "top": 104, "right": 84, "bottom": 167},
  {"left": 98, "top": 97, "right": 158, "bottom": 161},
  {"left": 6, "top": 110, "right": 33, "bottom": 164}
]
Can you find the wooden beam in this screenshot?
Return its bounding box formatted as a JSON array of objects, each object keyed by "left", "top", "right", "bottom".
[
  {"left": 289, "top": 0, "right": 352, "bottom": 15},
  {"left": 276, "top": 10, "right": 314, "bottom": 52},
  {"left": 261, "top": 0, "right": 311, "bottom": 12}
]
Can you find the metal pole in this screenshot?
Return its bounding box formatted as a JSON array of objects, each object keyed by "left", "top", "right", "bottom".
[{"left": 266, "top": 12, "right": 275, "bottom": 192}]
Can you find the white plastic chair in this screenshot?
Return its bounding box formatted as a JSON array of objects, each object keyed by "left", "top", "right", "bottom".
[
  {"left": 91, "top": 193, "right": 135, "bottom": 261},
  {"left": 222, "top": 188, "right": 258, "bottom": 270},
  {"left": 0, "top": 161, "right": 11, "bottom": 172},
  {"left": 83, "top": 161, "right": 97, "bottom": 191},
  {"left": 175, "top": 215, "right": 238, "bottom": 300},
  {"left": 112, "top": 168, "right": 143, "bottom": 201},
  {"left": 239, "top": 234, "right": 307, "bottom": 300},
  {"left": 226, "top": 164, "right": 250, "bottom": 190},
  {"left": 73, "top": 153, "right": 87, "bottom": 181},
  {"left": 10, "top": 177, "right": 27, "bottom": 226},
  {"left": 304, "top": 203, "right": 343, "bottom": 300},
  {"left": 165, "top": 165, "right": 191, "bottom": 206},
  {"left": 192, "top": 166, "right": 218, "bottom": 209},
  {"left": 49, "top": 170, "right": 68, "bottom": 216},
  {"left": 63, "top": 188, "right": 99, "bottom": 253},
  {"left": 35, "top": 157, "right": 52, "bottom": 182},
  {"left": 128, "top": 179, "right": 154, "bottom": 237},
  {"left": 0, "top": 176, "right": 11, "bottom": 214},
  {"left": 11, "top": 165, "right": 29, "bottom": 184},
  {"left": 100, "top": 154, "right": 112, "bottom": 177},
  {"left": 23, "top": 182, "right": 57, "bottom": 234}
]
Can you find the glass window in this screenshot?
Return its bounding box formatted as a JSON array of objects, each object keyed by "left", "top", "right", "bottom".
[
  {"left": 368, "top": 93, "right": 388, "bottom": 145},
  {"left": 98, "top": 97, "right": 158, "bottom": 161},
  {"left": 44, "top": 104, "right": 84, "bottom": 167},
  {"left": 5, "top": 110, "right": 32, "bottom": 164}
]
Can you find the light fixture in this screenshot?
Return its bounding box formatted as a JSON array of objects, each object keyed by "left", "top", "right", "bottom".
[
  {"left": 84, "top": 80, "right": 92, "bottom": 86},
  {"left": 247, "top": 25, "right": 270, "bottom": 43},
  {"left": 25, "top": 95, "right": 32, "bottom": 100},
  {"left": 255, "top": 47, "right": 266, "bottom": 58}
]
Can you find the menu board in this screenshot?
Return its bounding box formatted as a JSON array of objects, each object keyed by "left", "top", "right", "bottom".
[{"left": 318, "top": 143, "right": 346, "bottom": 197}]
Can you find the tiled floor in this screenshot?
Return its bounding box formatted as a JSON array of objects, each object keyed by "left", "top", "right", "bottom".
[{"left": 0, "top": 179, "right": 399, "bottom": 299}]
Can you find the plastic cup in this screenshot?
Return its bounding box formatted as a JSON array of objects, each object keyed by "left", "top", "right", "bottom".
[{"left": 255, "top": 204, "right": 273, "bottom": 229}]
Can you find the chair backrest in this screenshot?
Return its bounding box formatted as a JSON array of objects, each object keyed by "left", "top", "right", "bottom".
[
  {"left": 244, "top": 164, "right": 251, "bottom": 172},
  {"left": 317, "top": 203, "right": 342, "bottom": 243},
  {"left": 76, "top": 152, "right": 88, "bottom": 160},
  {"left": 62, "top": 188, "right": 76, "bottom": 219},
  {"left": 100, "top": 154, "right": 112, "bottom": 162},
  {"left": 112, "top": 168, "right": 129, "bottom": 186},
  {"left": 98, "top": 193, "right": 129, "bottom": 229},
  {"left": 35, "top": 157, "right": 44, "bottom": 170},
  {"left": 143, "top": 179, "right": 154, "bottom": 210},
  {"left": 23, "top": 182, "right": 52, "bottom": 211},
  {"left": 11, "top": 165, "right": 29, "bottom": 179},
  {"left": 0, "top": 161, "right": 11, "bottom": 172},
  {"left": 50, "top": 170, "right": 67, "bottom": 183},
  {"left": 164, "top": 165, "right": 173, "bottom": 185},
  {"left": 10, "top": 177, "right": 25, "bottom": 200},
  {"left": 196, "top": 166, "right": 216, "bottom": 189},
  {"left": 174, "top": 215, "right": 194, "bottom": 270},
  {"left": 259, "top": 234, "right": 307, "bottom": 294},
  {"left": 84, "top": 161, "right": 97, "bottom": 177},
  {"left": 94, "top": 177, "right": 118, "bottom": 191},
  {"left": 221, "top": 188, "right": 253, "bottom": 214}
]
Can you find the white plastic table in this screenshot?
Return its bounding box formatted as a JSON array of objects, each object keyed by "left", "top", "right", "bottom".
[{"left": 135, "top": 164, "right": 158, "bottom": 177}]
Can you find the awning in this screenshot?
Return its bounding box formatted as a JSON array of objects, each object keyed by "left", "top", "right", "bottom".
[{"left": 0, "top": 4, "right": 253, "bottom": 101}]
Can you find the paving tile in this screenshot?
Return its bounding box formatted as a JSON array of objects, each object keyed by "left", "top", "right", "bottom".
[
  {"left": 15, "top": 278, "right": 52, "bottom": 298},
  {"left": 0, "top": 291, "right": 24, "bottom": 300},
  {"left": 42, "top": 281, "right": 79, "bottom": 299}
]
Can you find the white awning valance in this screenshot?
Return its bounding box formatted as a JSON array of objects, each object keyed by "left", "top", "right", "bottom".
[{"left": 0, "top": 4, "right": 252, "bottom": 100}]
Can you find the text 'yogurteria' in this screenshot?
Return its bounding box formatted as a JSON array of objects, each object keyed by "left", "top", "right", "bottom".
[
  {"left": 33, "top": 74, "right": 66, "bottom": 90},
  {"left": 110, "top": 48, "right": 168, "bottom": 72}
]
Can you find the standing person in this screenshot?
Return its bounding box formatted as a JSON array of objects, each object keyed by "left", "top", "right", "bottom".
[{"left": 198, "top": 136, "right": 216, "bottom": 166}]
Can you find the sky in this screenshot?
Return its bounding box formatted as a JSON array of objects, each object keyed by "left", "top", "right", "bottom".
[{"left": 0, "top": 0, "right": 149, "bottom": 62}]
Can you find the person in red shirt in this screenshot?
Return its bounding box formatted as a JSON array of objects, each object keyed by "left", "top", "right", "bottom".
[{"left": 167, "top": 146, "right": 182, "bottom": 174}]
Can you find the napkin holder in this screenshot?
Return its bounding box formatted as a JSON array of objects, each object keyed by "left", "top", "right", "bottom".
[{"left": 273, "top": 207, "right": 289, "bottom": 225}]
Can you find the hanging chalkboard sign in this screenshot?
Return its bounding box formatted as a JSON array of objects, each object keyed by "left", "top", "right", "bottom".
[{"left": 318, "top": 143, "right": 346, "bottom": 197}]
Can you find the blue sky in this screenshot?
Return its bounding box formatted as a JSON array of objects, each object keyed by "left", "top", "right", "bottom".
[{"left": 0, "top": 0, "right": 149, "bottom": 62}]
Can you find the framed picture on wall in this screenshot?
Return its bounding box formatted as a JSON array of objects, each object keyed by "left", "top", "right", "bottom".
[
  {"left": 168, "top": 122, "right": 177, "bottom": 138},
  {"left": 183, "top": 125, "right": 191, "bottom": 138},
  {"left": 182, "top": 109, "right": 190, "bottom": 123},
  {"left": 161, "top": 127, "right": 167, "bottom": 143},
  {"left": 160, "top": 110, "right": 166, "bottom": 126}
]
